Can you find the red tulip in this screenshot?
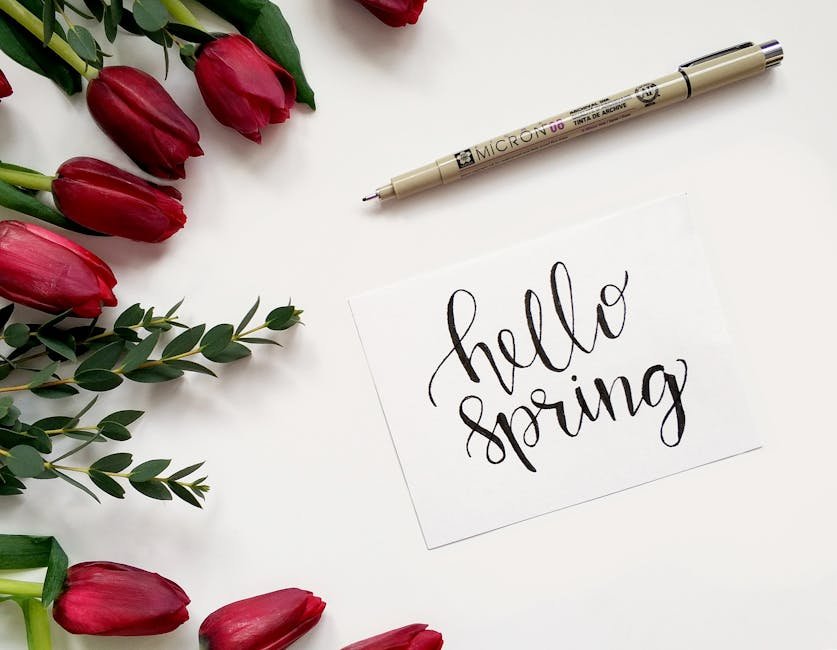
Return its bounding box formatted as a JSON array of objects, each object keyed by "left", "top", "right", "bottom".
[
  {"left": 53, "top": 562, "right": 190, "bottom": 636},
  {"left": 199, "top": 587, "right": 325, "bottom": 649},
  {"left": 342, "top": 623, "right": 444, "bottom": 650},
  {"left": 354, "top": 0, "right": 427, "bottom": 27},
  {"left": 194, "top": 35, "right": 296, "bottom": 143},
  {"left": 52, "top": 157, "right": 187, "bottom": 242},
  {"left": 0, "top": 69, "right": 11, "bottom": 99},
  {"left": 87, "top": 66, "right": 203, "bottom": 180},
  {"left": 0, "top": 221, "right": 116, "bottom": 317}
]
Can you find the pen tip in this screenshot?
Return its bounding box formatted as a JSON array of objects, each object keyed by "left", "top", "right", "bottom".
[{"left": 362, "top": 193, "right": 378, "bottom": 202}]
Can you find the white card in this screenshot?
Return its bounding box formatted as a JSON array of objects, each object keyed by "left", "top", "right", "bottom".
[{"left": 350, "top": 196, "right": 759, "bottom": 548}]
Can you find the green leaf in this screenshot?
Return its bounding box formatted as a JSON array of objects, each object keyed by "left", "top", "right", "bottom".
[
  {"left": 75, "top": 369, "right": 123, "bottom": 392},
  {"left": 82, "top": 0, "right": 105, "bottom": 20},
  {"left": 98, "top": 410, "right": 143, "bottom": 427},
  {"left": 130, "top": 458, "right": 171, "bottom": 481},
  {"left": 162, "top": 324, "right": 205, "bottom": 359},
  {"left": 124, "top": 365, "right": 183, "bottom": 383},
  {"left": 89, "top": 470, "right": 125, "bottom": 498},
  {"left": 0, "top": 179, "right": 103, "bottom": 235},
  {"left": 165, "top": 298, "right": 184, "bottom": 318},
  {"left": 98, "top": 421, "right": 130, "bottom": 441},
  {"left": 0, "top": 426, "right": 51, "bottom": 454},
  {"left": 91, "top": 452, "right": 133, "bottom": 473},
  {"left": 67, "top": 24, "right": 99, "bottom": 64},
  {"left": 168, "top": 480, "right": 201, "bottom": 507},
  {"left": 0, "top": 304, "right": 14, "bottom": 331},
  {"left": 36, "top": 331, "right": 76, "bottom": 362},
  {"left": 165, "top": 359, "right": 216, "bottom": 377},
  {"left": 31, "top": 384, "right": 79, "bottom": 399},
  {"left": 27, "top": 362, "right": 60, "bottom": 389},
  {"left": 203, "top": 341, "right": 251, "bottom": 364},
  {"left": 114, "top": 303, "right": 144, "bottom": 329},
  {"left": 238, "top": 337, "right": 281, "bottom": 346},
  {"left": 236, "top": 297, "right": 260, "bottom": 335},
  {"left": 43, "top": 0, "right": 55, "bottom": 45},
  {"left": 76, "top": 340, "right": 124, "bottom": 374},
  {"left": 133, "top": 0, "right": 168, "bottom": 32},
  {"left": 0, "top": 396, "right": 12, "bottom": 419},
  {"left": 0, "top": 2, "right": 82, "bottom": 95},
  {"left": 200, "top": 324, "right": 233, "bottom": 357},
  {"left": 6, "top": 445, "right": 44, "bottom": 478},
  {"left": 32, "top": 415, "right": 72, "bottom": 431},
  {"left": 195, "top": 0, "right": 315, "bottom": 108},
  {"left": 4, "top": 323, "right": 30, "bottom": 348},
  {"left": 53, "top": 469, "right": 100, "bottom": 502},
  {"left": 120, "top": 330, "right": 160, "bottom": 373},
  {"left": 166, "top": 22, "right": 214, "bottom": 43},
  {"left": 0, "top": 535, "right": 68, "bottom": 606},
  {"left": 266, "top": 305, "right": 295, "bottom": 330},
  {"left": 167, "top": 461, "right": 204, "bottom": 481},
  {"left": 130, "top": 479, "right": 171, "bottom": 500}
]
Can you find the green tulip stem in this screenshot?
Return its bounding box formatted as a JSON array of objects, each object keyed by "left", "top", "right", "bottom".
[
  {"left": 0, "top": 0, "right": 97, "bottom": 79},
  {"left": 0, "top": 578, "right": 43, "bottom": 598},
  {"left": 19, "top": 598, "right": 52, "bottom": 650},
  {"left": 160, "top": 0, "right": 205, "bottom": 30},
  {"left": 0, "top": 168, "right": 55, "bottom": 193}
]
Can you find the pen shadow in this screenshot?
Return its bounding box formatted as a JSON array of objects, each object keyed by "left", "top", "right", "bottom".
[{"left": 362, "top": 71, "right": 781, "bottom": 219}]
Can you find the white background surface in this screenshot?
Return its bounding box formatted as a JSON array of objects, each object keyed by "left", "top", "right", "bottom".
[{"left": 0, "top": 0, "right": 835, "bottom": 648}]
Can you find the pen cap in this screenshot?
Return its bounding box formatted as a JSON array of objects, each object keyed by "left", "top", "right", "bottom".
[{"left": 680, "top": 40, "right": 782, "bottom": 96}]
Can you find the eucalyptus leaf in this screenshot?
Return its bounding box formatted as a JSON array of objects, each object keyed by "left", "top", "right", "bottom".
[
  {"left": 6, "top": 445, "right": 44, "bottom": 478},
  {"left": 89, "top": 470, "right": 125, "bottom": 498},
  {"left": 130, "top": 458, "right": 170, "bottom": 481},
  {"left": 54, "top": 469, "right": 101, "bottom": 502},
  {"left": 36, "top": 330, "right": 76, "bottom": 361},
  {"left": 91, "top": 452, "right": 133, "bottom": 473},
  {"left": 67, "top": 25, "right": 99, "bottom": 64},
  {"left": 168, "top": 481, "right": 200, "bottom": 507},
  {"left": 132, "top": 0, "right": 168, "bottom": 33},
  {"left": 4, "top": 323, "right": 29, "bottom": 348},
  {"left": 0, "top": 304, "right": 14, "bottom": 331},
  {"left": 98, "top": 421, "right": 130, "bottom": 441},
  {"left": 200, "top": 324, "right": 233, "bottom": 357},
  {"left": 165, "top": 359, "right": 216, "bottom": 376},
  {"left": 30, "top": 384, "right": 79, "bottom": 399},
  {"left": 76, "top": 341, "right": 124, "bottom": 374},
  {"left": 27, "top": 362, "right": 60, "bottom": 389},
  {"left": 167, "top": 461, "right": 204, "bottom": 481},
  {"left": 98, "top": 410, "right": 143, "bottom": 427},
  {"left": 124, "top": 365, "right": 183, "bottom": 383},
  {"left": 114, "top": 303, "right": 144, "bottom": 328},
  {"left": 75, "top": 369, "right": 123, "bottom": 392},
  {"left": 162, "top": 324, "right": 205, "bottom": 359},
  {"left": 166, "top": 22, "right": 214, "bottom": 43},
  {"left": 120, "top": 330, "right": 159, "bottom": 373},
  {"left": 130, "top": 479, "right": 171, "bottom": 500},
  {"left": 203, "top": 341, "right": 251, "bottom": 364}
]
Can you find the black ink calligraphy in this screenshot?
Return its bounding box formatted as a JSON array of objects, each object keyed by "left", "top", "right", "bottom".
[{"left": 428, "top": 262, "right": 688, "bottom": 472}]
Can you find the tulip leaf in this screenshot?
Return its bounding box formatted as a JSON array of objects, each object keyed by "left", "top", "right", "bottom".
[
  {"left": 0, "top": 0, "right": 82, "bottom": 95},
  {"left": 0, "top": 179, "right": 104, "bottom": 236},
  {"left": 166, "top": 22, "right": 214, "bottom": 44},
  {"left": 0, "top": 535, "right": 68, "bottom": 606},
  {"left": 193, "top": 0, "right": 316, "bottom": 109}
]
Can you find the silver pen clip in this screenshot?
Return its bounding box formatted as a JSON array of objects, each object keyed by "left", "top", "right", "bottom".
[{"left": 679, "top": 42, "right": 754, "bottom": 70}]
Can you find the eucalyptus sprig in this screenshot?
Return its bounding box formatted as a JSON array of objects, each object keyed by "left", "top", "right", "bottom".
[
  {"left": 0, "top": 394, "right": 209, "bottom": 505},
  {"left": 0, "top": 297, "right": 301, "bottom": 398}
]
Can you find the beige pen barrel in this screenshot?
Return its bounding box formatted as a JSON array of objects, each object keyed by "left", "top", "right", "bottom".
[{"left": 367, "top": 40, "right": 782, "bottom": 202}]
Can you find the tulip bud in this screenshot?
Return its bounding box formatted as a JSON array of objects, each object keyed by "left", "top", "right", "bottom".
[
  {"left": 53, "top": 562, "right": 190, "bottom": 636},
  {"left": 52, "top": 157, "right": 187, "bottom": 242},
  {"left": 87, "top": 66, "right": 203, "bottom": 180},
  {"left": 353, "top": 0, "right": 427, "bottom": 27},
  {"left": 199, "top": 587, "right": 325, "bottom": 650},
  {"left": 342, "top": 623, "right": 444, "bottom": 650},
  {"left": 194, "top": 35, "right": 296, "bottom": 143},
  {"left": 0, "top": 221, "right": 116, "bottom": 317},
  {"left": 0, "top": 69, "right": 11, "bottom": 99}
]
